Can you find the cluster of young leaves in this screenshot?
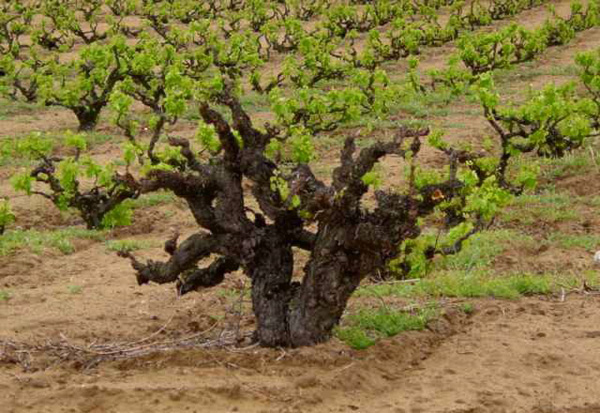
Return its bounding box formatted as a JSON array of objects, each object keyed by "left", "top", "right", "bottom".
[
  {"left": 0, "top": 0, "right": 568, "bottom": 137},
  {"left": 457, "top": 24, "right": 547, "bottom": 75},
  {"left": 10, "top": 132, "right": 140, "bottom": 229},
  {"left": 391, "top": 46, "right": 600, "bottom": 276},
  {"left": 576, "top": 48, "right": 600, "bottom": 128},
  {"left": 328, "top": 0, "right": 552, "bottom": 73},
  {"left": 0, "top": 199, "right": 15, "bottom": 235},
  {"left": 413, "top": 0, "right": 600, "bottom": 95},
  {"left": 391, "top": 175, "right": 513, "bottom": 278},
  {"left": 322, "top": 0, "right": 417, "bottom": 38},
  {"left": 423, "top": 71, "right": 595, "bottom": 202},
  {"left": 0, "top": 0, "right": 137, "bottom": 130}
]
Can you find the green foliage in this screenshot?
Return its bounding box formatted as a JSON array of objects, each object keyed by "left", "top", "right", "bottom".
[
  {"left": 0, "top": 199, "right": 16, "bottom": 234},
  {"left": 9, "top": 133, "right": 138, "bottom": 229},
  {"left": 334, "top": 326, "right": 375, "bottom": 350},
  {"left": 457, "top": 24, "right": 547, "bottom": 75},
  {"left": 101, "top": 201, "right": 134, "bottom": 228},
  {"left": 67, "top": 285, "right": 83, "bottom": 294},
  {"left": 460, "top": 302, "right": 474, "bottom": 314},
  {"left": 361, "top": 170, "right": 382, "bottom": 188},
  {"left": 576, "top": 48, "right": 600, "bottom": 127},
  {"left": 336, "top": 305, "right": 438, "bottom": 349},
  {"left": 11, "top": 173, "right": 34, "bottom": 195},
  {"left": 418, "top": 2, "right": 600, "bottom": 94},
  {"left": 0, "top": 290, "right": 11, "bottom": 302},
  {"left": 463, "top": 176, "right": 512, "bottom": 220}
]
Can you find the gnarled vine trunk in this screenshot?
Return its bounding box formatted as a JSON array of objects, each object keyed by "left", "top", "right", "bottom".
[{"left": 120, "top": 90, "right": 467, "bottom": 347}]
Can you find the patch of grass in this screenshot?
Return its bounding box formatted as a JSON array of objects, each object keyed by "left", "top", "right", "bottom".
[
  {"left": 439, "top": 229, "right": 534, "bottom": 272},
  {"left": 585, "top": 196, "right": 600, "bottom": 207},
  {"left": 356, "top": 272, "right": 569, "bottom": 300},
  {"left": 335, "top": 326, "right": 376, "bottom": 350},
  {"left": 497, "top": 64, "right": 580, "bottom": 84},
  {"left": 546, "top": 233, "right": 600, "bottom": 251},
  {"left": 541, "top": 150, "right": 592, "bottom": 180},
  {"left": 392, "top": 88, "right": 453, "bottom": 118},
  {"left": 81, "top": 132, "right": 115, "bottom": 147},
  {"left": 217, "top": 287, "right": 251, "bottom": 300},
  {"left": 240, "top": 91, "right": 270, "bottom": 113},
  {"left": 105, "top": 239, "right": 159, "bottom": 253},
  {"left": 441, "top": 122, "right": 469, "bottom": 129},
  {"left": 502, "top": 191, "right": 579, "bottom": 224},
  {"left": 0, "top": 228, "right": 106, "bottom": 256},
  {"left": 0, "top": 290, "right": 11, "bottom": 301},
  {"left": 162, "top": 210, "right": 177, "bottom": 219},
  {"left": 460, "top": 302, "right": 474, "bottom": 314},
  {"left": 67, "top": 285, "right": 82, "bottom": 294},
  {"left": 0, "top": 99, "right": 41, "bottom": 120},
  {"left": 336, "top": 305, "right": 438, "bottom": 349},
  {"left": 350, "top": 306, "right": 437, "bottom": 336},
  {"left": 396, "top": 100, "right": 450, "bottom": 118},
  {"left": 129, "top": 192, "right": 177, "bottom": 209}
]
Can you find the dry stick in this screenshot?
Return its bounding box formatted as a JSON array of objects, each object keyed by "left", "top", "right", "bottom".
[
  {"left": 80, "top": 322, "right": 221, "bottom": 357},
  {"left": 0, "top": 321, "right": 235, "bottom": 372}
]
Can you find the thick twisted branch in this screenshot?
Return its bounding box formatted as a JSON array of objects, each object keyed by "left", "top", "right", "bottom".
[{"left": 118, "top": 233, "right": 223, "bottom": 285}]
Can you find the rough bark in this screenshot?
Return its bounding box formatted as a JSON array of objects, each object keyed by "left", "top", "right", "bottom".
[
  {"left": 74, "top": 107, "right": 101, "bottom": 132},
  {"left": 121, "top": 92, "right": 473, "bottom": 347}
]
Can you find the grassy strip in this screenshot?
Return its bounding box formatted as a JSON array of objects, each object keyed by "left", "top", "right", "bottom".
[
  {"left": 437, "top": 229, "right": 534, "bottom": 272},
  {"left": 0, "top": 228, "right": 106, "bottom": 255},
  {"left": 340, "top": 270, "right": 598, "bottom": 349},
  {"left": 128, "top": 192, "right": 177, "bottom": 209},
  {"left": 356, "top": 271, "right": 598, "bottom": 300},
  {"left": 105, "top": 239, "right": 160, "bottom": 253}
]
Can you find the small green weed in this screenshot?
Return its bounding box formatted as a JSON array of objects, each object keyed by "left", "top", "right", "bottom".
[
  {"left": 335, "top": 326, "right": 375, "bottom": 350},
  {"left": 460, "top": 302, "right": 474, "bottom": 314},
  {"left": 0, "top": 290, "right": 11, "bottom": 301}
]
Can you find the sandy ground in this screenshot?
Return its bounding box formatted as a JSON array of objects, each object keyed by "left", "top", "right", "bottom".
[{"left": 2, "top": 294, "right": 600, "bottom": 413}]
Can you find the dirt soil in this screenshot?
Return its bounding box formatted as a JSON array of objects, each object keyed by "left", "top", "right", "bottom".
[{"left": 2, "top": 293, "right": 600, "bottom": 413}]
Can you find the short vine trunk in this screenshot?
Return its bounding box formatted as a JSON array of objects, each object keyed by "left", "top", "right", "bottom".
[
  {"left": 119, "top": 91, "right": 470, "bottom": 348},
  {"left": 74, "top": 107, "right": 102, "bottom": 132}
]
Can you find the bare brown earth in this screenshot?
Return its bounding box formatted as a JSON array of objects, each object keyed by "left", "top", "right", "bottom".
[{"left": 2, "top": 291, "right": 600, "bottom": 413}]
